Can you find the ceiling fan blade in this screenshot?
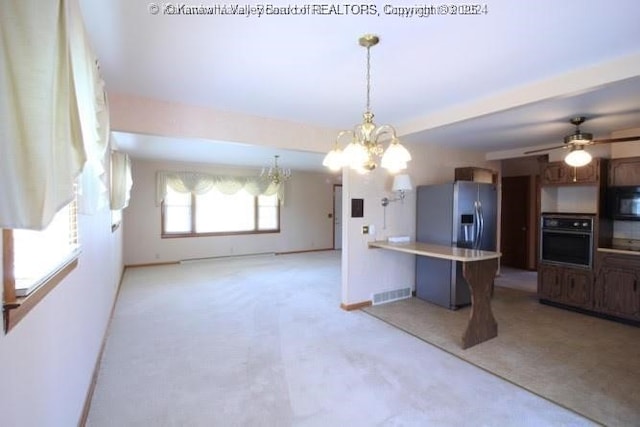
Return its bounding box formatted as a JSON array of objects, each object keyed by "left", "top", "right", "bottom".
[
  {"left": 523, "top": 144, "right": 567, "bottom": 155},
  {"left": 592, "top": 136, "right": 640, "bottom": 144}
]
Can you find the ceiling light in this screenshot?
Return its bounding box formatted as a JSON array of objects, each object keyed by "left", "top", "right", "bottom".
[
  {"left": 564, "top": 146, "right": 592, "bottom": 167},
  {"left": 322, "top": 34, "right": 411, "bottom": 173},
  {"left": 261, "top": 155, "right": 291, "bottom": 184}
]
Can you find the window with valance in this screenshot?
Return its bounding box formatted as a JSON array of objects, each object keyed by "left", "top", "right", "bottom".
[{"left": 157, "top": 171, "right": 283, "bottom": 237}]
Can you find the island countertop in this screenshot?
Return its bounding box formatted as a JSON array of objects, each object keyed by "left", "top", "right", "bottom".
[{"left": 368, "top": 240, "right": 501, "bottom": 262}]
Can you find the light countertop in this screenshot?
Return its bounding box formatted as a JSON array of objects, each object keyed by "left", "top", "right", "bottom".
[
  {"left": 597, "top": 247, "right": 640, "bottom": 257},
  {"left": 368, "top": 241, "right": 501, "bottom": 262}
]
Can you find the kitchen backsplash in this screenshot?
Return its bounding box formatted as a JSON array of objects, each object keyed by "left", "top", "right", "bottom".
[{"left": 613, "top": 221, "right": 640, "bottom": 239}]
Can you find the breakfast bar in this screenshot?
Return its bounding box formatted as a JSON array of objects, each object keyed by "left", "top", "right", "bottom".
[{"left": 369, "top": 241, "right": 502, "bottom": 349}]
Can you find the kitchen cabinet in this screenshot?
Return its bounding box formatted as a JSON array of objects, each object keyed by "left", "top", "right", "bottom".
[
  {"left": 541, "top": 159, "right": 601, "bottom": 185},
  {"left": 538, "top": 263, "right": 563, "bottom": 300},
  {"left": 454, "top": 167, "right": 497, "bottom": 184},
  {"left": 538, "top": 263, "right": 593, "bottom": 309},
  {"left": 594, "top": 252, "right": 640, "bottom": 321},
  {"left": 609, "top": 156, "right": 640, "bottom": 186}
]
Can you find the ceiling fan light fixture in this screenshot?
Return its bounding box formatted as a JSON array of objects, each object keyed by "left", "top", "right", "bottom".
[
  {"left": 564, "top": 146, "right": 592, "bottom": 167},
  {"left": 564, "top": 132, "right": 594, "bottom": 145}
]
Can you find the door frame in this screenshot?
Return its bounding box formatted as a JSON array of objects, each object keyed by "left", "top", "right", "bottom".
[{"left": 332, "top": 184, "right": 343, "bottom": 250}]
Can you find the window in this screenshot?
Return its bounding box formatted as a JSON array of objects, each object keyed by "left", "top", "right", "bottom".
[
  {"left": 3, "top": 198, "right": 79, "bottom": 332},
  {"left": 162, "top": 186, "right": 280, "bottom": 237}
]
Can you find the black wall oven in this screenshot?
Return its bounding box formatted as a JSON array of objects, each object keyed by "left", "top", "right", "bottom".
[{"left": 540, "top": 214, "right": 594, "bottom": 269}]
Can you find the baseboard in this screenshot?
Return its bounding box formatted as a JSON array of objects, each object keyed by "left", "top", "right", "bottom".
[
  {"left": 276, "top": 248, "right": 335, "bottom": 255},
  {"left": 77, "top": 266, "right": 126, "bottom": 426},
  {"left": 125, "top": 261, "right": 179, "bottom": 268},
  {"left": 340, "top": 300, "right": 372, "bottom": 311}
]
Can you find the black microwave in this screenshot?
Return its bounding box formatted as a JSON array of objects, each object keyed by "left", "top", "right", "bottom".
[{"left": 608, "top": 186, "right": 640, "bottom": 220}]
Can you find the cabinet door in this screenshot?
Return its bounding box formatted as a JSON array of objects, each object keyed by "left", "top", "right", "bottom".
[
  {"left": 573, "top": 161, "right": 599, "bottom": 184},
  {"left": 541, "top": 162, "right": 567, "bottom": 185},
  {"left": 609, "top": 157, "right": 640, "bottom": 186},
  {"left": 563, "top": 269, "right": 593, "bottom": 309},
  {"left": 538, "top": 263, "right": 563, "bottom": 300},
  {"left": 595, "top": 266, "right": 640, "bottom": 320}
]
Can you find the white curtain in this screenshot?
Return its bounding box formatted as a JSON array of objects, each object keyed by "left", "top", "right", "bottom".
[
  {"left": 69, "top": 0, "right": 110, "bottom": 214},
  {"left": 156, "top": 171, "right": 283, "bottom": 205},
  {"left": 110, "top": 151, "right": 132, "bottom": 210},
  {"left": 0, "top": 0, "right": 86, "bottom": 230}
]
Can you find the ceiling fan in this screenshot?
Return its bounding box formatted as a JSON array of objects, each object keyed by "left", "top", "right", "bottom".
[{"left": 524, "top": 116, "right": 640, "bottom": 166}]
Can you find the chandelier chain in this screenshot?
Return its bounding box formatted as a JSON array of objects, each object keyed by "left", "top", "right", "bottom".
[{"left": 365, "top": 45, "right": 371, "bottom": 113}]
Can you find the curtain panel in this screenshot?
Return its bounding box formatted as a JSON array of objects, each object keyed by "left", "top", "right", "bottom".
[
  {"left": 69, "top": 0, "right": 110, "bottom": 214},
  {"left": 0, "top": 0, "right": 86, "bottom": 230},
  {"left": 0, "top": 0, "right": 109, "bottom": 229},
  {"left": 156, "top": 171, "right": 283, "bottom": 205},
  {"left": 110, "top": 151, "right": 133, "bottom": 210}
]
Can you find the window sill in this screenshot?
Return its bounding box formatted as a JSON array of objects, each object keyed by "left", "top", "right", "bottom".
[
  {"left": 3, "top": 256, "right": 79, "bottom": 333},
  {"left": 161, "top": 229, "right": 281, "bottom": 239}
]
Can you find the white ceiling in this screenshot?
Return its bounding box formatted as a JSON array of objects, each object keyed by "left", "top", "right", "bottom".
[{"left": 80, "top": 0, "right": 640, "bottom": 169}]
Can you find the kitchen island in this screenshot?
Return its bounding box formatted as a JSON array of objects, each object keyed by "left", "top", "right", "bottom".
[{"left": 369, "top": 241, "right": 501, "bottom": 349}]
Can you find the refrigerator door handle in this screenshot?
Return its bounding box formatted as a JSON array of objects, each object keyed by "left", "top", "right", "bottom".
[
  {"left": 473, "top": 201, "right": 481, "bottom": 249},
  {"left": 478, "top": 202, "right": 485, "bottom": 249}
]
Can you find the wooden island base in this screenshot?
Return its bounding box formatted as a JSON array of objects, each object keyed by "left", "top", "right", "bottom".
[
  {"left": 368, "top": 241, "right": 501, "bottom": 349},
  {"left": 461, "top": 258, "right": 499, "bottom": 349}
]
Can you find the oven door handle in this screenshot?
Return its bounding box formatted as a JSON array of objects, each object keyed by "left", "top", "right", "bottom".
[{"left": 541, "top": 229, "right": 591, "bottom": 236}]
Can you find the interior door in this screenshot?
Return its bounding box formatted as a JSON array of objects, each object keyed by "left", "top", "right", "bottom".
[
  {"left": 500, "top": 176, "right": 530, "bottom": 269},
  {"left": 333, "top": 185, "right": 342, "bottom": 249}
]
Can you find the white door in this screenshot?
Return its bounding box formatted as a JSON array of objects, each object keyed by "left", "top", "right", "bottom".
[{"left": 333, "top": 185, "right": 342, "bottom": 249}]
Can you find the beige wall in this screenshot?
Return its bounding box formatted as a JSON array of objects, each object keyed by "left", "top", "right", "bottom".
[
  {"left": 123, "top": 159, "right": 338, "bottom": 265},
  {"left": 341, "top": 143, "right": 500, "bottom": 305},
  {"left": 0, "top": 206, "right": 123, "bottom": 426},
  {"left": 110, "top": 93, "right": 338, "bottom": 154}
]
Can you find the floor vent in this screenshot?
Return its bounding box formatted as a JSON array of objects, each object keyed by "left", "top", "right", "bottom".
[{"left": 372, "top": 287, "right": 412, "bottom": 305}]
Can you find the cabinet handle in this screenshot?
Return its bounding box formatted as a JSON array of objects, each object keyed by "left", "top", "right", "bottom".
[
  {"left": 571, "top": 278, "right": 574, "bottom": 288},
  {"left": 635, "top": 279, "right": 637, "bottom": 292}
]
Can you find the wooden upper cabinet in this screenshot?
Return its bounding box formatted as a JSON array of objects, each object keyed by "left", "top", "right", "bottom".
[
  {"left": 609, "top": 157, "right": 640, "bottom": 186},
  {"left": 541, "top": 162, "right": 567, "bottom": 185},
  {"left": 454, "top": 167, "right": 497, "bottom": 184},
  {"left": 541, "top": 159, "right": 601, "bottom": 185}
]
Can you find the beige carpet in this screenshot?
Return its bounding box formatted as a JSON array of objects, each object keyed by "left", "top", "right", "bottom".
[
  {"left": 363, "top": 279, "right": 640, "bottom": 426},
  {"left": 87, "top": 252, "right": 594, "bottom": 426}
]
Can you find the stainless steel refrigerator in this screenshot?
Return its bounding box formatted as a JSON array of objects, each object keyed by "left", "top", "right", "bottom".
[{"left": 416, "top": 181, "right": 497, "bottom": 309}]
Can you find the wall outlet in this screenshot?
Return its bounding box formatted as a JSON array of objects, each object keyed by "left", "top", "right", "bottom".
[{"left": 362, "top": 225, "right": 369, "bottom": 234}]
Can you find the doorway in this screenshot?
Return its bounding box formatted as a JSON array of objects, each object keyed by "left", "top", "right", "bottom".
[
  {"left": 333, "top": 184, "right": 342, "bottom": 250},
  {"left": 501, "top": 176, "right": 532, "bottom": 269}
]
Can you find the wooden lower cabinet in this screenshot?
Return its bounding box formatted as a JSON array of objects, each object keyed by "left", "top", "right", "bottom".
[
  {"left": 595, "top": 253, "right": 640, "bottom": 321},
  {"left": 538, "top": 263, "right": 593, "bottom": 309}
]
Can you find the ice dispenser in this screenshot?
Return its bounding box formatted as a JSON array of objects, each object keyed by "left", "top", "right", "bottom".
[{"left": 459, "top": 214, "right": 475, "bottom": 248}]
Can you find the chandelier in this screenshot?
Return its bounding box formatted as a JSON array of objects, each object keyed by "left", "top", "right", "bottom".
[
  {"left": 323, "top": 34, "right": 411, "bottom": 174},
  {"left": 261, "top": 155, "right": 291, "bottom": 185}
]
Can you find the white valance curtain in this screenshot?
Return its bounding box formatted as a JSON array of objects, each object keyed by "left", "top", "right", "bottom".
[
  {"left": 0, "top": 0, "right": 86, "bottom": 229},
  {"left": 0, "top": 0, "right": 110, "bottom": 229},
  {"left": 69, "top": 0, "right": 110, "bottom": 214},
  {"left": 156, "top": 171, "right": 283, "bottom": 206},
  {"left": 110, "top": 151, "right": 133, "bottom": 210}
]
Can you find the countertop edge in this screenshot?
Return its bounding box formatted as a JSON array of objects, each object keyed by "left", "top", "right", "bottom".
[
  {"left": 597, "top": 247, "right": 640, "bottom": 256},
  {"left": 368, "top": 241, "right": 501, "bottom": 262}
]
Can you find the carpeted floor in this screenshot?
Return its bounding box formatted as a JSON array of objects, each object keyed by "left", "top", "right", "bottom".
[
  {"left": 363, "top": 272, "right": 640, "bottom": 426},
  {"left": 87, "top": 252, "right": 594, "bottom": 426}
]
